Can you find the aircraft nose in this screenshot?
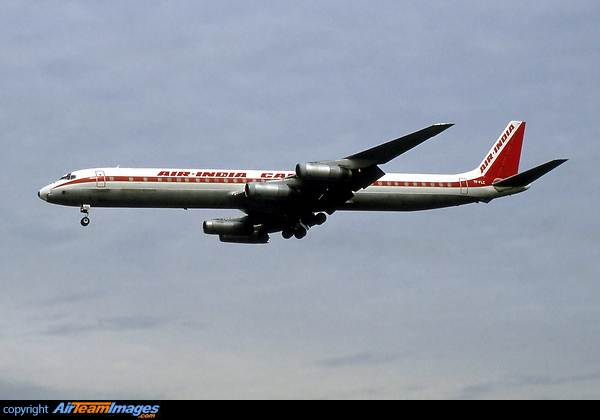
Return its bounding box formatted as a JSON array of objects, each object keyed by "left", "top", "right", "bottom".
[{"left": 38, "top": 185, "right": 51, "bottom": 202}]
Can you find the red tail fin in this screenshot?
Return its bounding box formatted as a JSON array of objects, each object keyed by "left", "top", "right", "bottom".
[{"left": 478, "top": 121, "right": 525, "bottom": 180}]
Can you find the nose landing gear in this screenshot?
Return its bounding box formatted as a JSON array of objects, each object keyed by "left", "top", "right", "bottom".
[{"left": 80, "top": 204, "right": 91, "bottom": 227}]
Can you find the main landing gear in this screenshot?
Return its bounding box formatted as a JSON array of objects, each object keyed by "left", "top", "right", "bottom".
[
  {"left": 281, "top": 212, "right": 327, "bottom": 240},
  {"left": 80, "top": 204, "right": 91, "bottom": 227}
]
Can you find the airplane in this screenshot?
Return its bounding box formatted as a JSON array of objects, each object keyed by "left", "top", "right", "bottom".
[{"left": 38, "top": 121, "right": 566, "bottom": 243}]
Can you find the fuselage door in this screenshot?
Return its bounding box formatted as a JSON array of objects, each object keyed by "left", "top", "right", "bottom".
[
  {"left": 96, "top": 170, "right": 106, "bottom": 188},
  {"left": 459, "top": 178, "right": 468, "bottom": 195}
]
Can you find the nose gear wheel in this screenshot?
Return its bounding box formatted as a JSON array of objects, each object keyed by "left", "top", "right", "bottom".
[{"left": 80, "top": 204, "right": 91, "bottom": 227}]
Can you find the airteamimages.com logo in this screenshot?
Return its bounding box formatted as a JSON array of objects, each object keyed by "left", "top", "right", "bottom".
[
  {"left": 53, "top": 402, "right": 160, "bottom": 417},
  {"left": 2, "top": 402, "right": 161, "bottom": 418}
]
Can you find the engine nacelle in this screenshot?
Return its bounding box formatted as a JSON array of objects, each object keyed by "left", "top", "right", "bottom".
[
  {"left": 245, "top": 182, "right": 299, "bottom": 201},
  {"left": 295, "top": 163, "right": 352, "bottom": 182},
  {"left": 203, "top": 219, "right": 253, "bottom": 236},
  {"left": 219, "top": 233, "right": 270, "bottom": 244}
]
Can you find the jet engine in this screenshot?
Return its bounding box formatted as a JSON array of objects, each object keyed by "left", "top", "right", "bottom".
[
  {"left": 295, "top": 163, "right": 352, "bottom": 182},
  {"left": 203, "top": 218, "right": 269, "bottom": 243},
  {"left": 203, "top": 219, "right": 253, "bottom": 236},
  {"left": 219, "top": 233, "right": 270, "bottom": 244},
  {"left": 245, "top": 182, "right": 299, "bottom": 201}
]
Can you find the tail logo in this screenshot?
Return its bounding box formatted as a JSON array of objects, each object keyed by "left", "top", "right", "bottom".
[{"left": 480, "top": 123, "right": 516, "bottom": 173}]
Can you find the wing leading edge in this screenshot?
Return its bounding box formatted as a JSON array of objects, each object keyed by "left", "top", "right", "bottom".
[
  {"left": 310, "top": 122, "right": 454, "bottom": 194},
  {"left": 326, "top": 123, "right": 454, "bottom": 169}
]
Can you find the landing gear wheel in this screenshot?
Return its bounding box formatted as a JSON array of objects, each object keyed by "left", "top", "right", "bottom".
[
  {"left": 314, "top": 212, "right": 327, "bottom": 225},
  {"left": 79, "top": 204, "right": 91, "bottom": 227},
  {"left": 294, "top": 227, "right": 307, "bottom": 239},
  {"left": 282, "top": 228, "right": 295, "bottom": 240}
]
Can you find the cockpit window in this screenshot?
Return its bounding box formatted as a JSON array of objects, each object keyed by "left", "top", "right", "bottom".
[{"left": 60, "top": 173, "right": 76, "bottom": 180}]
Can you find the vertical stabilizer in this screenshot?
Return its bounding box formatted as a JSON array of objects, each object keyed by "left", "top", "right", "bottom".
[{"left": 478, "top": 121, "right": 525, "bottom": 180}]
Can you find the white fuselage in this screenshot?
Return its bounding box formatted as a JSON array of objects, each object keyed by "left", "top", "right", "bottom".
[{"left": 38, "top": 167, "right": 526, "bottom": 212}]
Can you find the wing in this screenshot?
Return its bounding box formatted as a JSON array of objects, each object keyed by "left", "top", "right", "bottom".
[
  {"left": 329, "top": 123, "right": 454, "bottom": 168},
  {"left": 204, "top": 123, "right": 453, "bottom": 243},
  {"left": 290, "top": 123, "right": 454, "bottom": 208}
]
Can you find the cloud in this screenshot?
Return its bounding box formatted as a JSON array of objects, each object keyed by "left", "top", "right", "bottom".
[
  {"left": 42, "top": 316, "right": 165, "bottom": 337},
  {"left": 0, "top": 377, "right": 63, "bottom": 400},
  {"left": 457, "top": 372, "right": 600, "bottom": 400},
  {"left": 318, "top": 351, "right": 400, "bottom": 369}
]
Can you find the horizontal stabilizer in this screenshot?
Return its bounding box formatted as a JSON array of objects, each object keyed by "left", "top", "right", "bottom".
[{"left": 493, "top": 159, "right": 567, "bottom": 188}]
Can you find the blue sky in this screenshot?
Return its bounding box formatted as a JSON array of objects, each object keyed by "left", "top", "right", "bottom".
[{"left": 1, "top": 1, "right": 599, "bottom": 399}]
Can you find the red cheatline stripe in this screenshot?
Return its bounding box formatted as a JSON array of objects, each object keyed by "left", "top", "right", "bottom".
[{"left": 53, "top": 175, "right": 496, "bottom": 189}]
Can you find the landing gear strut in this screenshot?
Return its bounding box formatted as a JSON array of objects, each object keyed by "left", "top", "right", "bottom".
[{"left": 80, "top": 204, "right": 91, "bottom": 227}]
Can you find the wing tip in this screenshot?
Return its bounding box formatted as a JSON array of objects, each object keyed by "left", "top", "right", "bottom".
[{"left": 431, "top": 122, "right": 455, "bottom": 133}]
